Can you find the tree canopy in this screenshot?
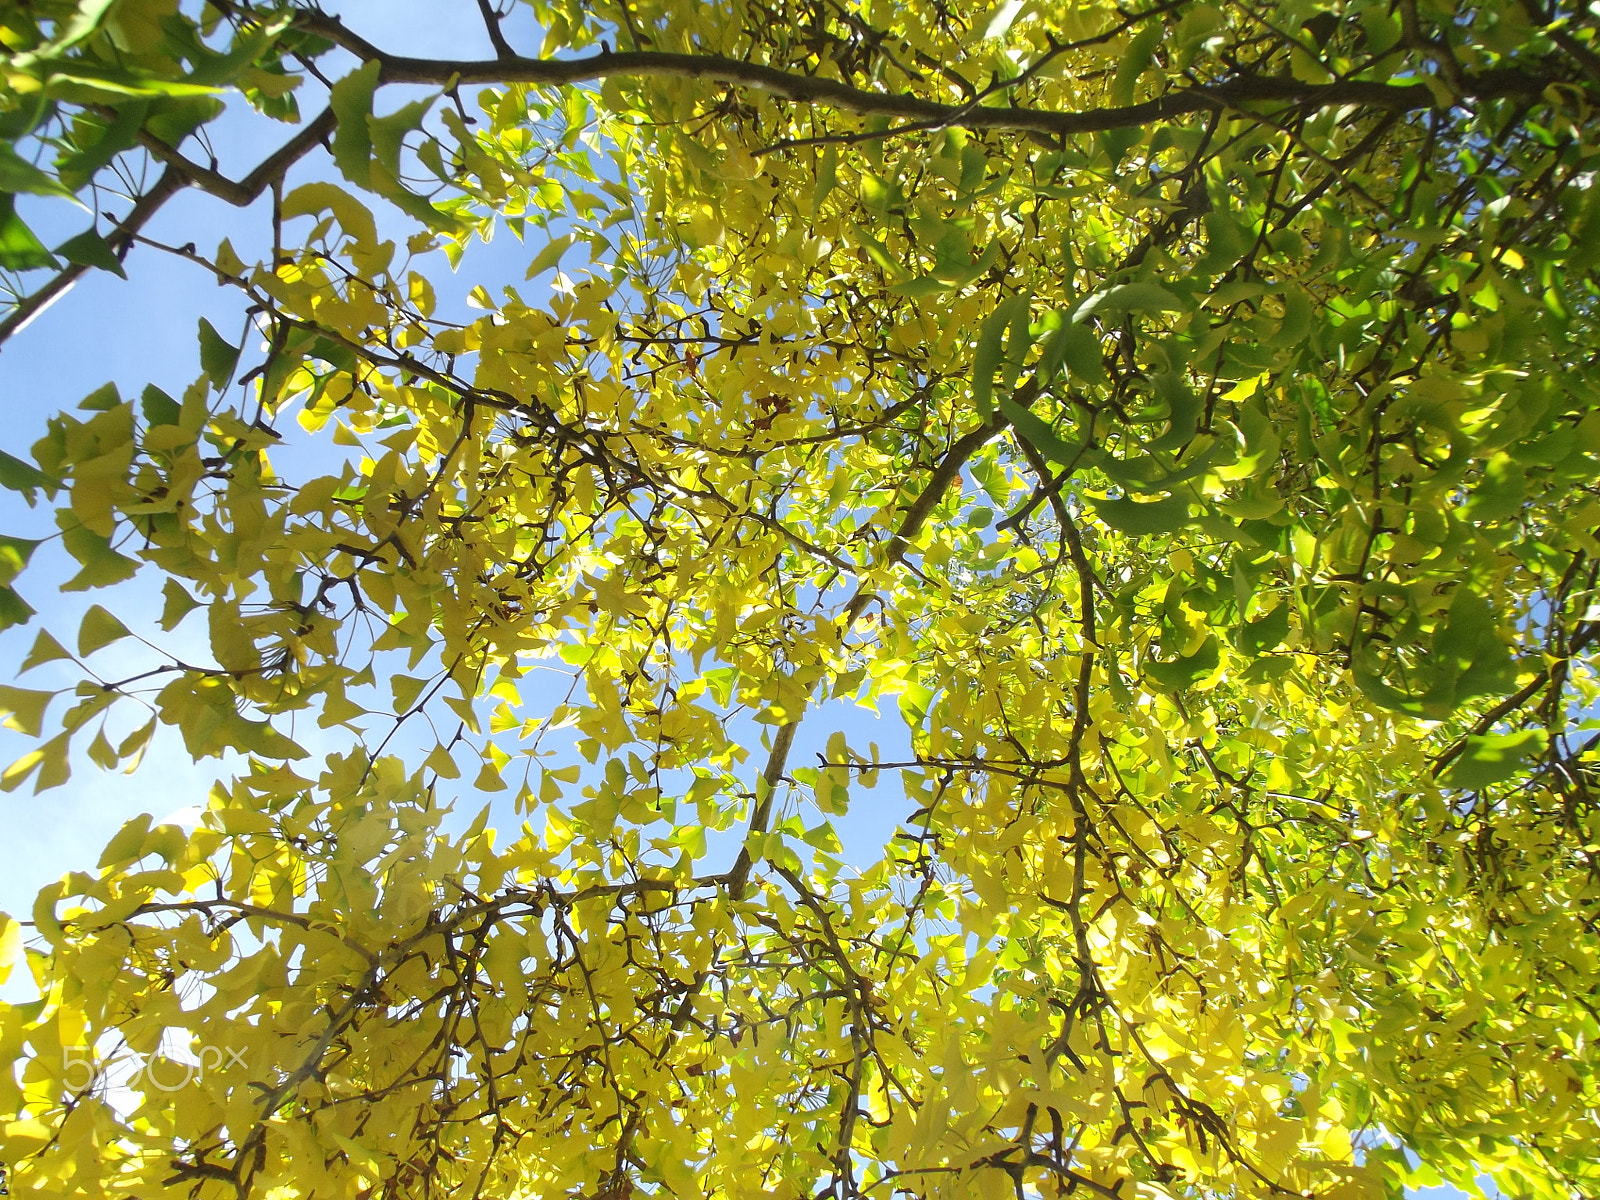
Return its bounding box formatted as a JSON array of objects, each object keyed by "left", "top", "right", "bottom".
[{"left": 0, "top": 0, "right": 1598, "bottom": 1197}]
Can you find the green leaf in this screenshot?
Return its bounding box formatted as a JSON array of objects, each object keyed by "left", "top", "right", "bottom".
[
  {"left": 309, "top": 335, "right": 359, "bottom": 374},
  {"left": 78, "top": 381, "right": 120, "bottom": 410},
  {"left": 371, "top": 168, "right": 463, "bottom": 232},
  {"left": 60, "top": 523, "right": 139, "bottom": 591},
  {"left": 1078, "top": 281, "right": 1186, "bottom": 319},
  {"left": 197, "top": 318, "right": 241, "bottom": 387},
  {"left": 0, "top": 536, "right": 39, "bottom": 587},
  {"left": 1437, "top": 588, "right": 1516, "bottom": 705},
  {"left": 20, "top": 629, "right": 72, "bottom": 672},
  {"left": 54, "top": 227, "right": 126, "bottom": 277},
  {"left": 1216, "top": 399, "right": 1282, "bottom": 480},
  {"left": 56, "top": 100, "right": 146, "bottom": 191},
  {"left": 0, "top": 450, "right": 54, "bottom": 501},
  {"left": 802, "top": 821, "right": 843, "bottom": 854},
  {"left": 1111, "top": 21, "right": 1164, "bottom": 107},
  {"left": 810, "top": 144, "right": 837, "bottom": 216},
  {"left": 1361, "top": 5, "right": 1402, "bottom": 53},
  {"left": 51, "top": 0, "right": 119, "bottom": 53},
  {"left": 1144, "top": 634, "right": 1220, "bottom": 691},
  {"left": 857, "top": 172, "right": 892, "bottom": 213},
  {"left": 78, "top": 604, "right": 132, "bottom": 654},
  {"left": 0, "top": 148, "right": 70, "bottom": 198},
  {"left": 144, "top": 96, "right": 225, "bottom": 149},
  {"left": 141, "top": 384, "right": 181, "bottom": 429},
  {"left": 0, "top": 587, "right": 34, "bottom": 632},
  {"left": 1463, "top": 452, "right": 1525, "bottom": 522},
  {"left": 1442, "top": 729, "right": 1548, "bottom": 791},
  {"left": 888, "top": 273, "right": 954, "bottom": 299},
  {"left": 1098, "top": 126, "right": 1143, "bottom": 168},
  {"left": 892, "top": 241, "right": 1001, "bottom": 298},
  {"left": 391, "top": 674, "right": 428, "bottom": 712},
  {"left": 42, "top": 60, "right": 221, "bottom": 100},
  {"left": 1351, "top": 655, "right": 1429, "bottom": 717},
  {"left": 0, "top": 685, "right": 54, "bottom": 737},
  {"left": 1266, "top": 285, "right": 1314, "bottom": 349},
  {"left": 98, "top": 813, "right": 153, "bottom": 869},
  {"left": 0, "top": 194, "right": 59, "bottom": 271},
  {"left": 971, "top": 313, "right": 1006, "bottom": 422},
  {"left": 1094, "top": 438, "right": 1227, "bottom": 494},
  {"left": 1144, "top": 373, "right": 1204, "bottom": 452},
  {"left": 368, "top": 97, "right": 434, "bottom": 179},
  {"left": 175, "top": 16, "right": 292, "bottom": 88},
  {"left": 982, "top": 0, "right": 1027, "bottom": 40},
  {"left": 1000, "top": 290, "right": 1034, "bottom": 394},
  {"left": 525, "top": 233, "right": 575, "bottom": 279},
  {"left": 972, "top": 293, "right": 1029, "bottom": 420},
  {"left": 0, "top": 97, "right": 56, "bottom": 142},
  {"left": 239, "top": 718, "right": 308, "bottom": 760},
  {"left": 1039, "top": 318, "right": 1105, "bottom": 385},
  {"left": 1070, "top": 331, "right": 1111, "bottom": 388},
  {"left": 329, "top": 60, "right": 381, "bottom": 189},
  {"left": 854, "top": 230, "right": 900, "bottom": 275},
  {"left": 1091, "top": 493, "right": 1190, "bottom": 535},
  {"left": 1000, "top": 396, "right": 1084, "bottom": 467},
  {"left": 159, "top": 578, "right": 201, "bottom": 631},
  {"left": 1237, "top": 602, "right": 1289, "bottom": 656},
  {"left": 1353, "top": 588, "right": 1518, "bottom": 719}
]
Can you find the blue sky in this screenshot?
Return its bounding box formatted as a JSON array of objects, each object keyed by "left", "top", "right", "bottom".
[{"left": 0, "top": 5, "right": 1490, "bottom": 1196}]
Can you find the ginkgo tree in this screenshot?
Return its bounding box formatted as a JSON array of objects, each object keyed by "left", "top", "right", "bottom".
[{"left": 0, "top": 0, "right": 1597, "bottom": 1196}]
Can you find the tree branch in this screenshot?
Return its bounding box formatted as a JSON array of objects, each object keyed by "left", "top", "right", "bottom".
[
  {"left": 474, "top": 0, "right": 517, "bottom": 61},
  {"left": 134, "top": 105, "right": 336, "bottom": 207},
  {"left": 0, "top": 107, "right": 335, "bottom": 352},
  {"left": 291, "top": 7, "right": 1560, "bottom": 139},
  {"left": 724, "top": 718, "right": 798, "bottom": 902},
  {"left": 0, "top": 167, "right": 184, "bottom": 348}
]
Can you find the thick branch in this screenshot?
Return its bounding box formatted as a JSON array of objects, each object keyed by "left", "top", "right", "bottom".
[{"left": 294, "top": 7, "right": 1558, "bottom": 137}]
